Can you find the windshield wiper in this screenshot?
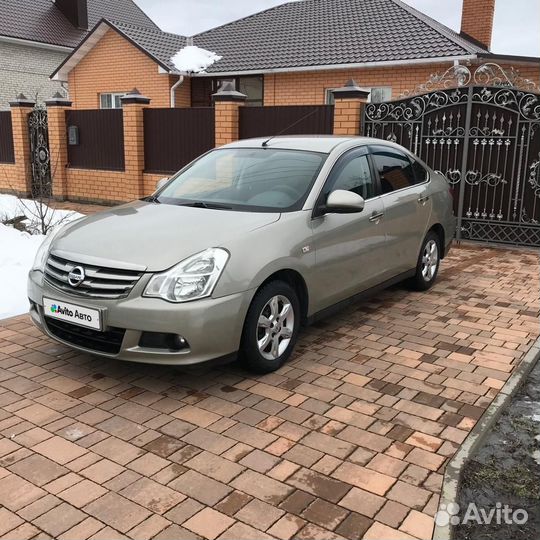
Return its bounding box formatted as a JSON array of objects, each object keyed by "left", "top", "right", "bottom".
[
  {"left": 177, "top": 201, "right": 232, "bottom": 210},
  {"left": 142, "top": 195, "right": 161, "bottom": 204}
]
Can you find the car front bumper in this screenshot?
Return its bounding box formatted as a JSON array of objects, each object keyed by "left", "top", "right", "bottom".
[{"left": 28, "top": 270, "right": 253, "bottom": 365}]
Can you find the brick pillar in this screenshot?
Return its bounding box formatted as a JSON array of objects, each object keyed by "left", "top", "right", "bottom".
[
  {"left": 212, "top": 82, "right": 247, "bottom": 146},
  {"left": 332, "top": 80, "right": 371, "bottom": 136},
  {"left": 121, "top": 89, "right": 150, "bottom": 200},
  {"left": 8, "top": 94, "right": 35, "bottom": 195},
  {"left": 45, "top": 92, "right": 72, "bottom": 200}
]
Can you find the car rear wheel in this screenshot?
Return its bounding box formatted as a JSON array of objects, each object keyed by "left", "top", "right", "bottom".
[
  {"left": 240, "top": 281, "right": 300, "bottom": 373},
  {"left": 409, "top": 231, "right": 441, "bottom": 291}
]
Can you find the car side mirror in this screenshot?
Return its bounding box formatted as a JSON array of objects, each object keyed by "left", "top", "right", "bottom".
[
  {"left": 325, "top": 190, "right": 365, "bottom": 213},
  {"left": 156, "top": 177, "right": 169, "bottom": 191}
]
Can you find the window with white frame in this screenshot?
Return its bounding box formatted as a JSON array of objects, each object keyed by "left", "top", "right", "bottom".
[
  {"left": 325, "top": 86, "right": 392, "bottom": 105},
  {"left": 99, "top": 92, "right": 126, "bottom": 109}
]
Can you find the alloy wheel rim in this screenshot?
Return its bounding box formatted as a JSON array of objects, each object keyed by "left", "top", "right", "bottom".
[
  {"left": 257, "top": 295, "right": 295, "bottom": 360},
  {"left": 421, "top": 239, "right": 439, "bottom": 281}
]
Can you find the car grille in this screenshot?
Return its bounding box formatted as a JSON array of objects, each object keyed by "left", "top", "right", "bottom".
[
  {"left": 44, "top": 254, "right": 143, "bottom": 299},
  {"left": 45, "top": 318, "right": 125, "bottom": 355}
]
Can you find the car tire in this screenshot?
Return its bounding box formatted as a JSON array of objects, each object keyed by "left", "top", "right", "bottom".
[
  {"left": 409, "top": 231, "right": 441, "bottom": 291},
  {"left": 240, "top": 281, "right": 301, "bottom": 373}
]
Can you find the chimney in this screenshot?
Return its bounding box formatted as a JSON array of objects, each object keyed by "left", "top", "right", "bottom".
[
  {"left": 460, "top": 0, "right": 496, "bottom": 50},
  {"left": 55, "top": 0, "right": 89, "bottom": 30}
]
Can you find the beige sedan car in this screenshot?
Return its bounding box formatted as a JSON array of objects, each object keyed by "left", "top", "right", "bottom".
[{"left": 28, "top": 136, "right": 455, "bottom": 373}]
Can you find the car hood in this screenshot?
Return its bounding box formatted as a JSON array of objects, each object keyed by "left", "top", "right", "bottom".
[{"left": 51, "top": 200, "right": 280, "bottom": 272}]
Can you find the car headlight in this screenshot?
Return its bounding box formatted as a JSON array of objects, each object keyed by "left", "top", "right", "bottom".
[
  {"left": 31, "top": 225, "right": 65, "bottom": 272},
  {"left": 144, "top": 248, "right": 229, "bottom": 303}
]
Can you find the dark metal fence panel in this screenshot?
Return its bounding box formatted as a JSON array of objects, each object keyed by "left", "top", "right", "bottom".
[
  {"left": 363, "top": 84, "right": 540, "bottom": 247},
  {"left": 66, "top": 109, "right": 125, "bottom": 171},
  {"left": 239, "top": 105, "right": 334, "bottom": 139},
  {"left": 144, "top": 108, "right": 215, "bottom": 174},
  {"left": 0, "top": 111, "right": 15, "bottom": 163}
]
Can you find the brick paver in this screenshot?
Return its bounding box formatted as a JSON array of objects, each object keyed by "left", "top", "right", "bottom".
[{"left": 0, "top": 244, "right": 538, "bottom": 539}]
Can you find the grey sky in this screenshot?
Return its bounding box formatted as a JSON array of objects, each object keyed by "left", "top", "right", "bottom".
[{"left": 135, "top": 0, "right": 539, "bottom": 57}]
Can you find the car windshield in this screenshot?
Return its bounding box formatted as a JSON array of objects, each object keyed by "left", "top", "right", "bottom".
[{"left": 156, "top": 147, "right": 327, "bottom": 212}]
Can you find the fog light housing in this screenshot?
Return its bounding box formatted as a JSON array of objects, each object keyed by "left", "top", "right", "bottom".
[{"left": 138, "top": 332, "right": 188, "bottom": 352}]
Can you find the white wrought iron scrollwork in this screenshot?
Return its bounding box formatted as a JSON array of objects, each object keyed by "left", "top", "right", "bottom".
[
  {"left": 464, "top": 170, "right": 507, "bottom": 187},
  {"left": 473, "top": 63, "right": 540, "bottom": 92},
  {"left": 28, "top": 107, "right": 52, "bottom": 198},
  {"left": 399, "top": 65, "right": 472, "bottom": 98},
  {"left": 365, "top": 88, "right": 466, "bottom": 122},
  {"left": 398, "top": 63, "right": 539, "bottom": 100},
  {"left": 472, "top": 88, "right": 540, "bottom": 121},
  {"left": 435, "top": 169, "right": 461, "bottom": 186},
  {"left": 528, "top": 154, "right": 540, "bottom": 197},
  {"left": 519, "top": 93, "right": 540, "bottom": 121}
]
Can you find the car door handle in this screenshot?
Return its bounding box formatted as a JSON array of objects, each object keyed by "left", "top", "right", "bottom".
[
  {"left": 369, "top": 212, "right": 384, "bottom": 223},
  {"left": 418, "top": 195, "right": 430, "bottom": 205}
]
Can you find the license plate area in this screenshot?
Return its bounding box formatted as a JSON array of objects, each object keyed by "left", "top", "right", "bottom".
[{"left": 43, "top": 297, "right": 102, "bottom": 331}]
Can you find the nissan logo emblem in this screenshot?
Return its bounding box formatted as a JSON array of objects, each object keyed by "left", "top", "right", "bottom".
[{"left": 67, "top": 266, "right": 85, "bottom": 287}]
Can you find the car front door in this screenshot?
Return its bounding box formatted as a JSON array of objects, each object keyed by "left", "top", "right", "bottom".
[
  {"left": 310, "top": 147, "right": 387, "bottom": 313},
  {"left": 370, "top": 145, "right": 433, "bottom": 274}
]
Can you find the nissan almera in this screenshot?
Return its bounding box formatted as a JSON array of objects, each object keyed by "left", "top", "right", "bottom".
[{"left": 28, "top": 136, "right": 455, "bottom": 373}]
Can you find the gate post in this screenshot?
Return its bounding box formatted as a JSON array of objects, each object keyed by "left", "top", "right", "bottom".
[
  {"left": 212, "top": 82, "right": 246, "bottom": 146},
  {"left": 121, "top": 89, "right": 150, "bottom": 200},
  {"left": 455, "top": 85, "right": 474, "bottom": 242},
  {"left": 332, "top": 80, "right": 370, "bottom": 136},
  {"left": 46, "top": 92, "right": 72, "bottom": 200},
  {"left": 8, "top": 94, "right": 35, "bottom": 195}
]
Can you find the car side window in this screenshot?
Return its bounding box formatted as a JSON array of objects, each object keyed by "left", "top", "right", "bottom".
[
  {"left": 325, "top": 151, "right": 375, "bottom": 200},
  {"left": 410, "top": 158, "right": 429, "bottom": 183},
  {"left": 371, "top": 147, "right": 417, "bottom": 194}
]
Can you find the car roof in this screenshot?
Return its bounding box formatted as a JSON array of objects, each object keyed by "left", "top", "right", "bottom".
[
  {"left": 223, "top": 135, "right": 387, "bottom": 154},
  {"left": 223, "top": 135, "right": 410, "bottom": 155}
]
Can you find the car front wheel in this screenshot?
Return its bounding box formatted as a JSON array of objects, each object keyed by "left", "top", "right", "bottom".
[
  {"left": 240, "top": 281, "right": 300, "bottom": 373},
  {"left": 410, "top": 231, "right": 441, "bottom": 291}
]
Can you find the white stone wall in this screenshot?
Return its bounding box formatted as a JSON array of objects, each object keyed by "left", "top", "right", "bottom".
[{"left": 0, "top": 40, "right": 68, "bottom": 110}]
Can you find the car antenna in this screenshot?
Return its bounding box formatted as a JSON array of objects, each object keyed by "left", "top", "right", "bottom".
[{"left": 261, "top": 107, "right": 321, "bottom": 148}]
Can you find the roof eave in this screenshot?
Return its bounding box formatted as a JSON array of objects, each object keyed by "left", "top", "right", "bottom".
[
  {"left": 0, "top": 34, "right": 73, "bottom": 52},
  {"left": 193, "top": 54, "right": 480, "bottom": 77},
  {"left": 477, "top": 52, "right": 540, "bottom": 65}
]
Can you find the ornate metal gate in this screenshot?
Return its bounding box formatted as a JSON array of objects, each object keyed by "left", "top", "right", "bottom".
[
  {"left": 363, "top": 64, "right": 540, "bottom": 247},
  {"left": 28, "top": 107, "right": 52, "bottom": 198}
]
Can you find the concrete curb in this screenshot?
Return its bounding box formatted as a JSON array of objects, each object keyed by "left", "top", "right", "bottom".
[{"left": 433, "top": 336, "right": 540, "bottom": 540}]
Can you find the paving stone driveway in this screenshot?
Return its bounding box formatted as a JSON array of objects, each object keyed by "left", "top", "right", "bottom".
[{"left": 0, "top": 244, "right": 538, "bottom": 540}]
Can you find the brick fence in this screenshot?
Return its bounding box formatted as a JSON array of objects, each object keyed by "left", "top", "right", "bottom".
[{"left": 0, "top": 81, "right": 368, "bottom": 205}]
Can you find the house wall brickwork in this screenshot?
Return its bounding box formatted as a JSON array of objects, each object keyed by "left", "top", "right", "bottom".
[
  {"left": 0, "top": 40, "right": 67, "bottom": 110},
  {"left": 67, "top": 28, "right": 190, "bottom": 109},
  {"left": 263, "top": 62, "right": 540, "bottom": 106}
]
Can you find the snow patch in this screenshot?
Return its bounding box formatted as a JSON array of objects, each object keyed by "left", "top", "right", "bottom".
[
  {"left": 0, "top": 194, "right": 83, "bottom": 320},
  {"left": 0, "top": 224, "right": 44, "bottom": 320},
  {"left": 0, "top": 194, "right": 81, "bottom": 234},
  {"left": 171, "top": 45, "right": 222, "bottom": 73}
]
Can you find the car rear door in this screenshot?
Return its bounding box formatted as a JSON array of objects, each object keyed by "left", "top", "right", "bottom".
[
  {"left": 309, "top": 147, "right": 387, "bottom": 313},
  {"left": 369, "top": 145, "right": 433, "bottom": 274}
]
